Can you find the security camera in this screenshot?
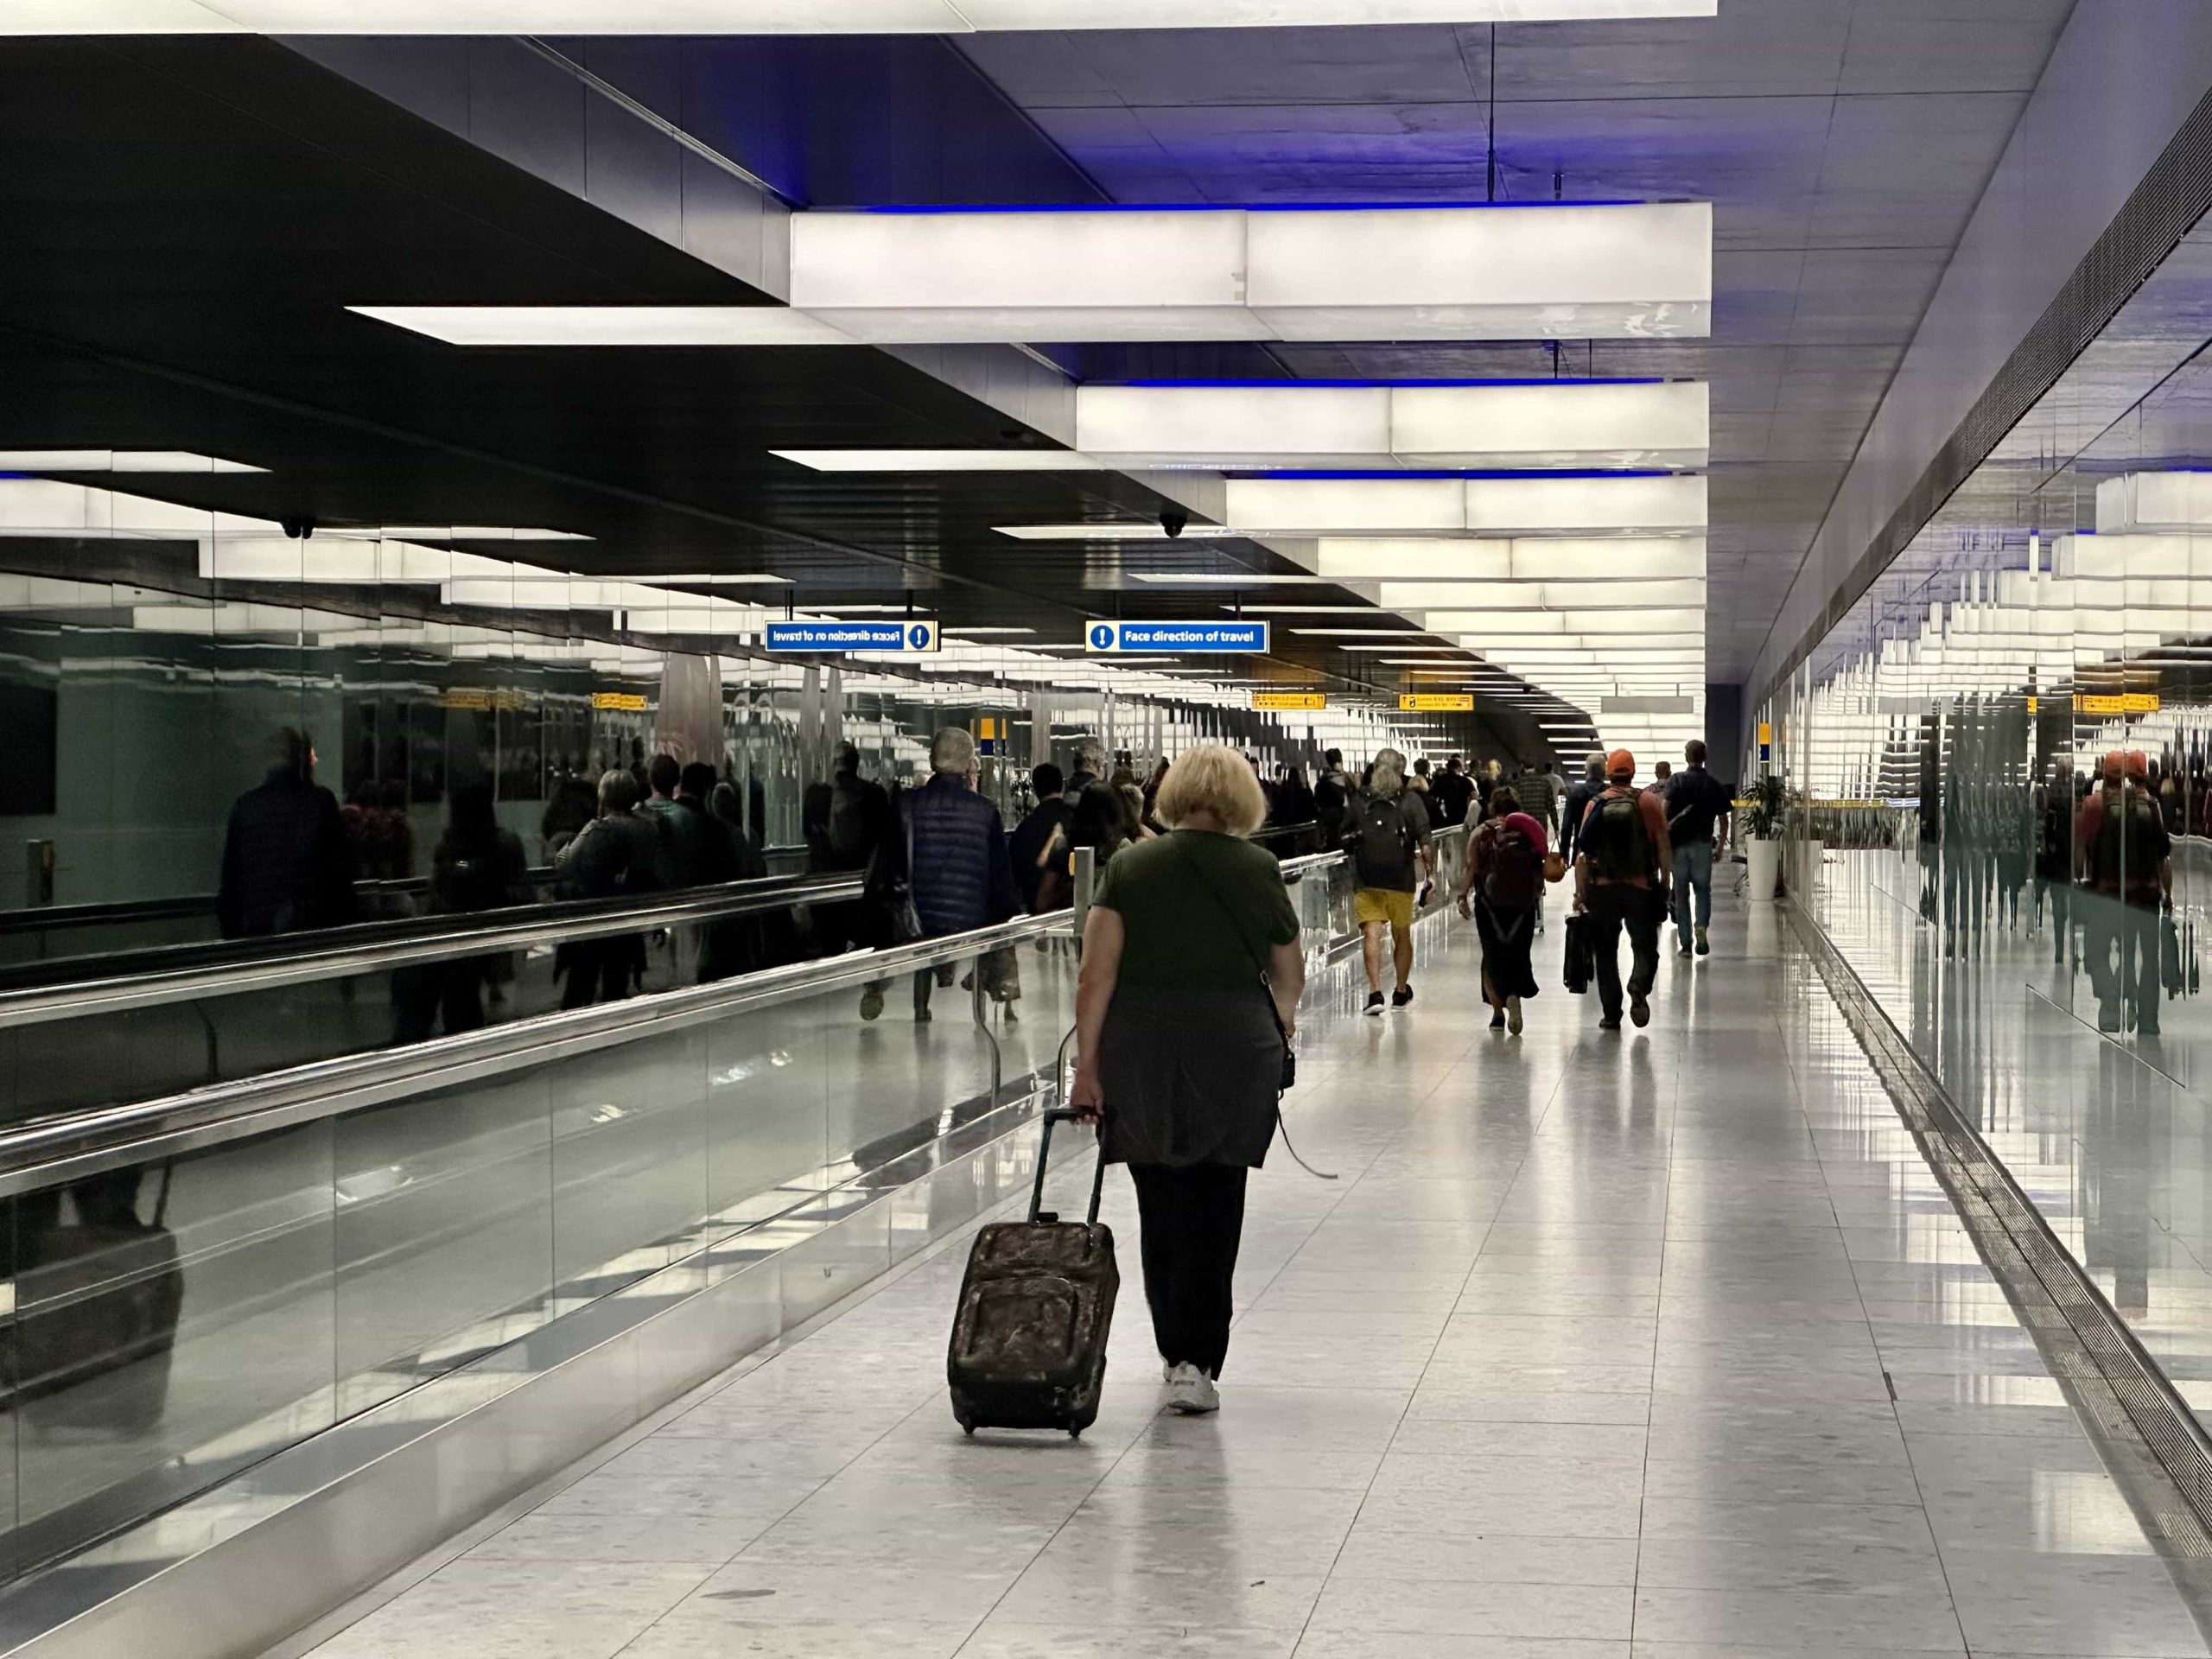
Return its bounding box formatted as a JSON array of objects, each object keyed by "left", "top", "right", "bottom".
[
  {"left": 279, "top": 515, "right": 315, "bottom": 541},
  {"left": 1160, "top": 505, "right": 1189, "bottom": 539}
]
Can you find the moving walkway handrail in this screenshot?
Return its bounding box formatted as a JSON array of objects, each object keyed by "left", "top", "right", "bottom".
[
  {"left": 0, "top": 819, "right": 1326, "bottom": 942},
  {"left": 0, "top": 846, "right": 815, "bottom": 939},
  {"left": 0, "top": 833, "right": 1435, "bottom": 1198},
  {"left": 0, "top": 907, "right": 1081, "bottom": 1200},
  {"left": 0, "top": 818, "right": 1344, "bottom": 1023},
  {"left": 0, "top": 870, "right": 866, "bottom": 1033}
]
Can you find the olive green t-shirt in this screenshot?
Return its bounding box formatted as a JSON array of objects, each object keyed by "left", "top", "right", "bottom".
[{"left": 1092, "top": 829, "right": 1302, "bottom": 991}]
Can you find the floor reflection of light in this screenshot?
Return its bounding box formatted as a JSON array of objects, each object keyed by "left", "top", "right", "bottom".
[{"left": 2033, "top": 1469, "right": 2160, "bottom": 1554}]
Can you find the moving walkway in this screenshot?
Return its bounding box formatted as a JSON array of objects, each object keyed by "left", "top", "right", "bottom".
[{"left": 0, "top": 826, "right": 1463, "bottom": 1659}]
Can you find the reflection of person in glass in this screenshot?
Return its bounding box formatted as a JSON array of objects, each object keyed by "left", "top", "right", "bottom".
[{"left": 2075, "top": 750, "right": 2172, "bottom": 1035}]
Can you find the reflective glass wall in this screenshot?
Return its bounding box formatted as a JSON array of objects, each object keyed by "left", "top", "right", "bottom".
[
  {"left": 0, "top": 523, "right": 1471, "bottom": 915},
  {"left": 1766, "top": 213, "right": 2212, "bottom": 1420}
]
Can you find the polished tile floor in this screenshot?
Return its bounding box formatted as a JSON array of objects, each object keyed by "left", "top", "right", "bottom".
[{"left": 281, "top": 899, "right": 2212, "bottom": 1658}]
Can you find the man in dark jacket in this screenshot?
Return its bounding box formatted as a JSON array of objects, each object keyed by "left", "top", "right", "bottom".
[
  {"left": 554, "top": 769, "right": 665, "bottom": 1007},
  {"left": 1560, "top": 752, "right": 1607, "bottom": 863},
  {"left": 861, "top": 728, "right": 1020, "bottom": 1023},
  {"left": 1428, "top": 755, "right": 1477, "bottom": 829},
  {"left": 804, "top": 743, "right": 893, "bottom": 958},
  {"left": 218, "top": 728, "right": 355, "bottom": 938},
  {"left": 641, "top": 753, "right": 714, "bottom": 888},
  {"left": 1007, "top": 762, "right": 1073, "bottom": 913}
]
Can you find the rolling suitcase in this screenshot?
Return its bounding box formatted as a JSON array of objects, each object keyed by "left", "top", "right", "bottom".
[{"left": 948, "top": 1106, "right": 1117, "bottom": 1438}]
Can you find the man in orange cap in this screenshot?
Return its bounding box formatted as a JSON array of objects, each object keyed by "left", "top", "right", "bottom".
[
  {"left": 1573, "top": 748, "right": 1674, "bottom": 1030},
  {"left": 2076, "top": 745, "right": 2171, "bottom": 1033}
]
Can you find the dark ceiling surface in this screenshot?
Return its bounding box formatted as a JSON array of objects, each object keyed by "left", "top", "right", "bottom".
[
  {"left": 953, "top": 0, "right": 2082, "bottom": 680},
  {"left": 0, "top": 35, "right": 1461, "bottom": 696},
  {"left": 0, "top": 3, "right": 2085, "bottom": 710}
]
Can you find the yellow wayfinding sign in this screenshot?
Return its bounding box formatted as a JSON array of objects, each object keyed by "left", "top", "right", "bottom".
[
  {"left": 1252, "top": 691, "right": 1327, "bottom": 710},
  {"left": 591, "top": 691, "right": 650, "bottom": 712},
  {"left": 2075, "top": 692, "right": 2160, "bottom": 715},
  {"left": 1400, "top": 693, "right": 1474, "bottom": 712}
]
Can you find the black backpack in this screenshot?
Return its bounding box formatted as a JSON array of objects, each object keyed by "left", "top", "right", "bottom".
[
  {"left": 2092, "top": 788, "right": 2162, "bottom": 892},
  {"left": 1482, "top": 819, "right": 1543, "bottom": 910},
  {"left": 1581, "top": 788, "right": 1654, "bottom": 883},
  {"left": 827, "top": 774, "right": 876, "bottom": 867},
  {"left": 1354, "top": 792, "right": 1416, "bottom": 887}
]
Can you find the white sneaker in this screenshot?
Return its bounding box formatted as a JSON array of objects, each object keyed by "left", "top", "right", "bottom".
[
  {"left": 1507, "top": 995, "right": 1523, "bottom": 1035},
  {"left": 1163, "top": 1363, "right": 1221, "bottom": 1415}
]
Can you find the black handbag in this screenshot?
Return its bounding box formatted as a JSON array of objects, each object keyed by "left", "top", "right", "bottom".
[
  {"left": 1563, "top": 912, "right": 1594, "bottom": 995},
  {"left": 865, "top": 793, "right": 925, "bottom": 947}
]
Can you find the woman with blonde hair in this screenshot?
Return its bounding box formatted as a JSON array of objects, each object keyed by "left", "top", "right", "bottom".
[{"left": 1070, "top": 744, "right": 1305, "bottom": 1417}]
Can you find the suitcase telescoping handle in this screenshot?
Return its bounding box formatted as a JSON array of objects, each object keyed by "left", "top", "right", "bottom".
[
  {"left": 1030, "top": 1107, "right": 1109, "bottom": 1230},
  {"left": 1030, "top": 1035, "right": 1115, "bottom": 1230}
]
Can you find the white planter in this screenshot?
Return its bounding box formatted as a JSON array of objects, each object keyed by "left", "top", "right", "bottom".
[{"left": 1746, "top": 836, "right": 1780, "bottom": 904}]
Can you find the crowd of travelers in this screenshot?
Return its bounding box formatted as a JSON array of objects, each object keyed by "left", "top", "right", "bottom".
[{"left": 212, "top": 721, "right": 1747, "bottom": 1422}]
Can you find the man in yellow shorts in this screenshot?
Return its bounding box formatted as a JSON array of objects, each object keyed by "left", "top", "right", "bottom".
[{"left": 1350, "top": 749, "right": 1432, "bottom": 1014}]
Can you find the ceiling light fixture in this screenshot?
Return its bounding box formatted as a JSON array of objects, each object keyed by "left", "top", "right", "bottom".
[
  {"left": 0, "top": 450, "right": 264, "bottom": 474},
  {"left": 1073, "top": 380, "right": 1707, "bottom": 470},
  {"left": 791, "top": 203, "right": 1710, "bottom": 344},
  {"left": 349, "top": 306, "right": 858, "bottom": 347}
]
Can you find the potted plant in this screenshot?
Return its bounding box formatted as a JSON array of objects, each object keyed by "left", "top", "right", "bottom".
[{"left": 1744, "top": 772, "right": 1785, "bottom": 903}]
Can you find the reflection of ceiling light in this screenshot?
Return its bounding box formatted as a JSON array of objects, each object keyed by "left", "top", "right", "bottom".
[
  {"left": 995, "top": 524, "right": 1244, "bottom": 541},
  {"left": 943, "top": 626, "right": 1037, "bottom": 637},
  {"left": 349, "top": 306, "right": 857, "bottom": 346},
  {"left": 1130, "top": 572, "right": 1333, "bottom": 584},
  {"left": 366, "top": 525, "right": 591, "bottom": 542},
  {"left": 0, "top": 449, "right": 264, "bottom": 474},
  {"left": 15, "top": 1, "right": 1715, "bottom": 32}
]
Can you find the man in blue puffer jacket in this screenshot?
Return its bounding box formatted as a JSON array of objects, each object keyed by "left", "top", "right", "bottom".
[{"left": 861, "top": 727, "right": 1020, "bottom": 1022}]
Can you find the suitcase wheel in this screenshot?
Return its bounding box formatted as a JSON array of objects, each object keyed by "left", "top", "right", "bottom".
[
  {"left": 1068, "top": 1427, "right": 1082, "bottom": 1440},
  {"left": 956, "top": 1409, "right": 976, "bottom": 1437}
]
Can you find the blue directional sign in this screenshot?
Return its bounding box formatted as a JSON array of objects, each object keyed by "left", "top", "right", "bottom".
[
  {"left": 1086, "top": 620, "right": 1270, "bottom": 654},
  {"left": 766, "top": 619, "right": 940, "bottom": 653}
]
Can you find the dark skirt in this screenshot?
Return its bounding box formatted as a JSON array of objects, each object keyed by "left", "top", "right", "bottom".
[
  {"left": 1096, "top": 987, "right": 1282, "bottom": 1169},
  {"left": 1474, "top": 898, "right": 1540, "bottom": 1001}
]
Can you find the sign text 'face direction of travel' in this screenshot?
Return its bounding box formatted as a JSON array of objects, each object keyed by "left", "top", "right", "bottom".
[
  {"left": 1251, "top": 691, "right": 1327, "bottom": 711},
  {"left": 1399, "top": 693, "right": 1473, "bottom": 712},
  {"left": 1086, "top": 620, "right": 1270, "bottom": 654},
  {"left": 766, "top": 619, "right": 940, "bottom": 654}
]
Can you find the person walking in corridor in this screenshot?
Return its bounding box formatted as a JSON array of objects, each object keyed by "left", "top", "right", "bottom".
[
  {"left": 1560, "top": 751, "right": 1606, "bottom": 866},
  {"left": 1069, "top": 745, "right": 1304, "bottom": 1417},
  {"left": 864, "top": 728, "right": 1019, "bottom": 1023},
  {"left": 218, "top": 728, "right": 355, "bottom": 939},
  {"left": 1663, "top": 739, "right": 1734, "bottom": 958},
  {"left": 1459, "top": 785, "right": 1547, "bottom": 1033},
  {"left": 1351, "top": 749, "right": 1431, "bottom": 1015},
  {"left": 1574, "top": 749, "right": 1672, "bottom": 1031}
]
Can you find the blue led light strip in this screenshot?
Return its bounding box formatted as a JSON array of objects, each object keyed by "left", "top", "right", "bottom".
[{"left": 853, "top": 200, "right": 1649, "bottom": 213}]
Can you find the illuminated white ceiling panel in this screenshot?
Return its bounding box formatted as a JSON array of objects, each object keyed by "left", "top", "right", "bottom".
[
  {"left": 1377, "top": 578, "right": 1705, "bottom": 610},
  {"left": 4, "top": 0, "right": 1713, "bottom": 30},
  {"left": 2094, "top": 472, "right": 2212, "bottom": 533},
  {"left": 1070, "top": 379, "right": 1705, "bottom": 469},
  {"left": 0, "top": 449, "right": 264, "bottom": 474},
  {"left": 1221, "top": 474, "right": 1707, "bottom": 537},
  {"left": 791, "top": 205, "right": 1709, "bottom": 344},
  {"left": 1306, "top": 536, "right": 1706, "bottom": 581},
  {"left": 348, "top": 306, "right": 859, "bottom": 346},
  {"left": 772, "top": 449, "right": 1109, "bottom": 472}
]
